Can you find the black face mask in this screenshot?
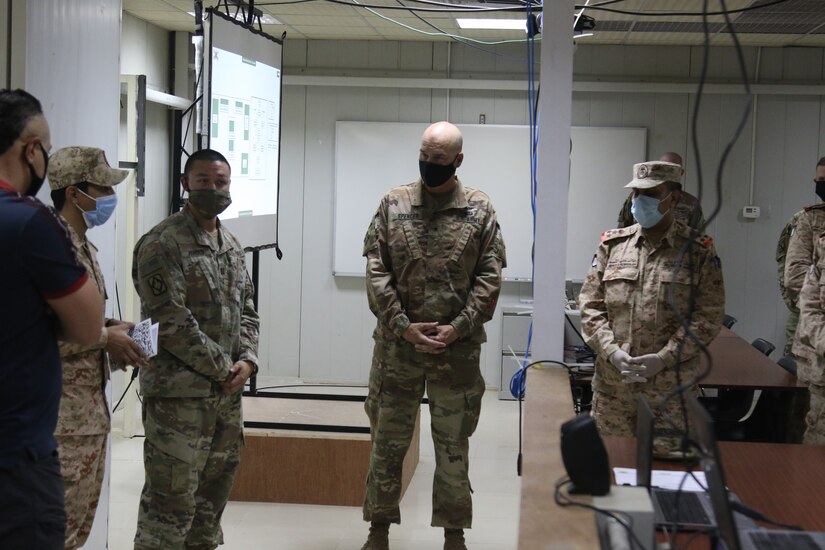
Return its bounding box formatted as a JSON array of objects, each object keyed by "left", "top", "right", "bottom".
[
  {"left": 24, "top": 143, "right": 49, "bottom": 197},
  {"left": 816, "top": 180, "right": 825, "bottom": 203},
  {"left": 419, "top": 156, "right": 458, "bottom": 188}
]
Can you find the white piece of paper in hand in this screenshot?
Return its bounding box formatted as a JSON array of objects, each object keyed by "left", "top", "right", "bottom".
[
  {"left": 130, "top": 318, "right": 159, "bottom": 359},
  {"left": 613, "top": 467, "right": 708, "bottom": 492}
]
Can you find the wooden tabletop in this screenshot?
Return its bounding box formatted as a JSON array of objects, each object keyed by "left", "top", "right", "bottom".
[
  {"left": 569, "top": 327, "right": 804, "bottom": 391},
  {"left": 518, "top": 367, "right": 599, "bottom": 549},
  {"left": 517, "top": 368, "right": 822, "bottom": 548},
  {"left": 699, "top": 329, "right": 804, "bottom": 390},
  {"left": 604, "top": 436, "right": 825, "bottom": 532}
]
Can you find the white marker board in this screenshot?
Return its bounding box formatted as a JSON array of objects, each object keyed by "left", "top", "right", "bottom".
[{"left": 333, "top": 122, "right": 646, "bottom": 281}]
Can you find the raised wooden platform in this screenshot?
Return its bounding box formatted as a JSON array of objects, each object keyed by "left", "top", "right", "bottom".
[{"left": 229, "top": 395, "right": 420, "bottom": 506}]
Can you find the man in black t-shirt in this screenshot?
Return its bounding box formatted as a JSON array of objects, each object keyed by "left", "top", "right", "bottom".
[{"left": 0, "top": 89, "right": 103, "bottom": 549}]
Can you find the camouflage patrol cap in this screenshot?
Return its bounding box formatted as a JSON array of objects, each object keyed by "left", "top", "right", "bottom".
[
  {"left": 48, "top": 146, "right": 129, "bottom": 190},
  {"left": 625, "top": 161, "right": 682, "bottom": 190}
]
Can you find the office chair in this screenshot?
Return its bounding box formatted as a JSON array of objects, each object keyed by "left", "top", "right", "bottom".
[
  {"left": 777, "top": 355, "right": 797, "bottom": 376},
  {"left": 751, "top": 338, "right": 775, "bottom": 358},
  {"left": 722, "top": 314, "right": 737, "bottom": 329}
]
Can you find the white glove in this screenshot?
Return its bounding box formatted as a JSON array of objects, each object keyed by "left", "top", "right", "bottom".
[
  {"left": 625, "top": 353, "right": 666, "bottom": 383},
  {"left": 609, "top": 349, "right": 633, "bottom": 371}
]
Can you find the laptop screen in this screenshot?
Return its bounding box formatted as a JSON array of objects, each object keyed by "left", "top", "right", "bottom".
[{"left": 685, "top": 394, "right": 742, "bottom": 550}]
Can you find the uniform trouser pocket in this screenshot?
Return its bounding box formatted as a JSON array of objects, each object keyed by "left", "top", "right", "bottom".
[
  {"left": 363, "top": 342, "right": 425, "bottom": 524},
  {"left": 427, "top": 361, "right": 484, "bottom": 529}
]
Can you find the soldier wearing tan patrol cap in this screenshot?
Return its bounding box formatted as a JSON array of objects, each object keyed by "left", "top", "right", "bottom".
[
  {"left": 617, "top": 152, "right": 706, "bottom": 230},
  {"left": 48, "top": 146, "right": 146, "bottom": 550},
  {"left": 578, "top": 160, "right": 725, "bottom": 450}
]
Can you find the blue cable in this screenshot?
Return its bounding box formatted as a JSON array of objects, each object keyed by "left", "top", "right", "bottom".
[{"left": 510, "top": 7, "right": 540, "bottom": 400}]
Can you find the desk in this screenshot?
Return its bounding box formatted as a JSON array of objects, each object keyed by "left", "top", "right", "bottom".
[
  {"left": 518, "top": 367, "right": 599, "bottom": 548},
  {"left": 517, "top": 368, "right": 825, "bottom": 548},
  {"left": 700, "top": 328, "right": 804, "bottom": 390},
  {"left": 569, "top": 328, "right": 805, "bottom": 391},
  {"left": 604, "top": 436, "right": 825, "bottom": 532}
]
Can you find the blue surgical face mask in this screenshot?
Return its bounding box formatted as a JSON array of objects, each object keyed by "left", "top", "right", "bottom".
[
  {"left": 631, "top": 192, "right": 671, "bottom": 229},
  {"left": 76, "top": 188, "right": 118, "bottom": 228}
]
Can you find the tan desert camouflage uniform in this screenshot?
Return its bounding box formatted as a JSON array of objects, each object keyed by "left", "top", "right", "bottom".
[
  {"left": 362, "top": 178, "right": 505, "bottom": 529},
  {"left": 579, "top": 220, "right": 725, "bottom": 437},
  {"left": 784, "top": 204, "right": 825, "bottom": 308},
  {"left": 793, "top": 233, "right": 825, "bottom": 445},
  {"left": 54, "top": 218, "right": 110, "bottom": 550},
  {"left": 777, "top": 210, "right": 805, "bottom": 355}
]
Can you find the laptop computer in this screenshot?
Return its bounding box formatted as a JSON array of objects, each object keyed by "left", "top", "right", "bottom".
[
  {"left": 636, "top": 395, "right": 717, "bottom": 530},
  {"left": 635, "top": 396, "right": 755, "bottom": 532},
  {"left": 684, "top": 394, "right": 825, "bottom": 550}
]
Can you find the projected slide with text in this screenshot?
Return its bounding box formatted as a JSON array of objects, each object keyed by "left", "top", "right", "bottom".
[{"left": 210, "top": 46, "right": 280, "bottom": 219}]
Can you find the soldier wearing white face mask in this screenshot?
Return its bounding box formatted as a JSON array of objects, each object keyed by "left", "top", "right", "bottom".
[{"left": 48, "top": 146, "right": 147, "bottom": 550}]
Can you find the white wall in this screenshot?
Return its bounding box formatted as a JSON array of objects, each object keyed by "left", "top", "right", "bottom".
[
  {"left": 255, "top": 40, "right": 825, "bottom": 388},
  {"left": 117, "top": 19, "right": 825, "bottom": 387}
]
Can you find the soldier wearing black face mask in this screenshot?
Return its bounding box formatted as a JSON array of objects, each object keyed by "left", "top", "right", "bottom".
[
  {"left": 775, "top": 156, "right": 825, "bottom": 444},
  {"left": 360, "top": 122, "right": 506, "bottom": 550},
  {"left": 782, "top": 157, "right": 825, "bottom": 354},
  {"left": 0, "top": 89, "right": 104, "bottom": 549}
]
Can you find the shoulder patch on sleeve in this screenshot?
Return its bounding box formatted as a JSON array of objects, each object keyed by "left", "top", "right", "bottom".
[
  {"left": 139, "top": 254, "right": 170, "bottom": 298},
  {"left": 695, "top": 234, "right": 714, "bottom": 249}
]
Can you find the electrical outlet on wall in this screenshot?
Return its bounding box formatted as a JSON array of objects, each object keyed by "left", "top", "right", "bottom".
[{"left": 479, "top": 114, "right": 486, "bottom": 124}]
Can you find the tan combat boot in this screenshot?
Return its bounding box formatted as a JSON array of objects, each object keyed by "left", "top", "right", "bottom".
[
  {"left": 444, "top": 528, "right": 467, "bottom": 550},
  {"left": 360, "top": 522, "right": 390, "bottom": 550}
]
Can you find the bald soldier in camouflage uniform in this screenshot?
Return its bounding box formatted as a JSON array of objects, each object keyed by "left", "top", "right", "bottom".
[
  {"left": 617, "top": 152, "right": 705, "bottom": 231},
  {"left": 132, "top": 149, "right": 259, "bottom": 550},
  {"left": 360, "top": 122, "right": 505, "bottom": 550},
  {"left": 48, "top": 147, "right": 147, "bottom": 550},
  {"left": 580, "top": 161, "right": 724, "bottom": 441},
  {"left": 794, "top": 234, "right": 825, "bottom": 444}
]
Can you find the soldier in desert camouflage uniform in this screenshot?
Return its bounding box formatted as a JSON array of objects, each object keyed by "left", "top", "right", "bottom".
[
  {"left": 794, "top": 233, "right": 825, "bottom": 445},
  {"left": 617, "top": 152, "right": 705, "bottom": 231},
  {"left": 132, "top": 149, "right": 259, "bottom": 550},
  {"left": 777, "top": 210, "right": 805, "bottom": 356},
  {"left": 580, "top": 160, "right": 724, "bottom": 442},
  {"left": 783, "top": 158, "right": 825, "bottom": 353},
  {"left": 48, "top": 147, "right": 147, "bottom": 550},
  {"left": 360, "top": 122, "right": 506, "bottom": 550}
]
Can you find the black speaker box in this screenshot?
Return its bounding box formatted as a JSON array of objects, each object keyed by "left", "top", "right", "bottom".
[{"left": 560, "top": 414, "right": 611, "bottom": 496}]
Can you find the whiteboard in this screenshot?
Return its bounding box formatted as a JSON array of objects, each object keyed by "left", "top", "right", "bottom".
[{"left": 333, "top": 122, "right": 646, "bottom": 281}]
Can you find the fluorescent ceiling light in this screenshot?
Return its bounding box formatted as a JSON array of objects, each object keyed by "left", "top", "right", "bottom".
[
  {"left": 456, "top": 18, "right": 526, "bottom": 30},
  {"left": 188, "top": 11, "right": 281, "bottom": 25}
]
